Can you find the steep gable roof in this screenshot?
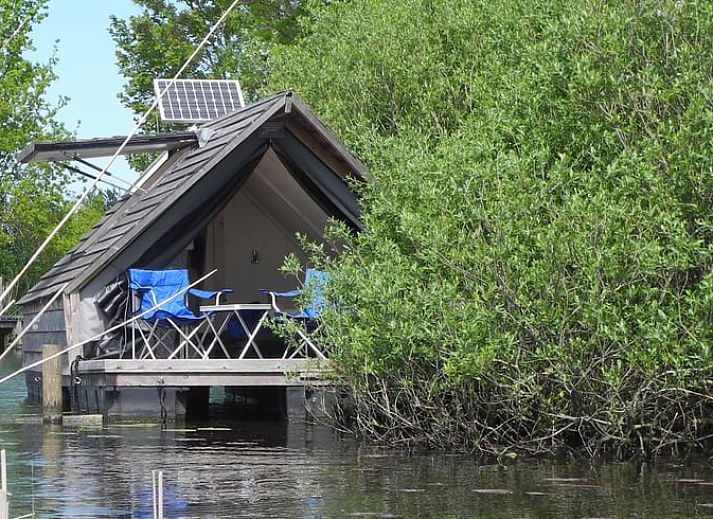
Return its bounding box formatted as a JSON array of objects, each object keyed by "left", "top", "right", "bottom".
[{"left": 19, "top": 91, "right": 365, "bottom": 305}]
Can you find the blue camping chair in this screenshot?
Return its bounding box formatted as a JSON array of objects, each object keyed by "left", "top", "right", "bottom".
[
  {"left": 261, "top": 269, "right": 330, "bottom": 359},
  {"left": 128, "top": 268, "right": 232, "bottom": 359}
]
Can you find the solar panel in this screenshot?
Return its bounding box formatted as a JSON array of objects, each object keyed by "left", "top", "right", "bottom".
[{"left": 153, "top": 78, "right": 245, "bottom": 124}]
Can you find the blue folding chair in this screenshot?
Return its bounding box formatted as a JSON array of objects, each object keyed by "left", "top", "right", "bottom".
[
  {"left": 262, "top": 269, "right": 330, "bottom": 359},
  {"left": 128, "top": 269, "right": 232, "bottom": 359}
]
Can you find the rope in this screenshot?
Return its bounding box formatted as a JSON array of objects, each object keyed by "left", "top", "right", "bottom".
[
  {"left": 158, "top": 384, "right": 167, "bottom": 426},
  {"left": 0, "top": 299, "right": 14, "bottom": 318},
  {"left": 0, "top": 0, "right": 242, "bottom": 314},
  {"left": 0, "top": 269, "right": 217, "bottom": 385}
]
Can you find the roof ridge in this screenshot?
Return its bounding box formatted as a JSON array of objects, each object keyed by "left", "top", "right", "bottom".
[{"left": 200, "top": 91, "right": 291, "bottom": 129}]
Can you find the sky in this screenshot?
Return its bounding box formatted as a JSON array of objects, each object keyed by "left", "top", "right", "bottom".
[{"left": 28, "top": 0, "right": 142, "bottom": 188}]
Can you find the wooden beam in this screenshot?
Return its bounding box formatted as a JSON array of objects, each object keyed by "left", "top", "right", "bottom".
[
  {"left": 76, "top": 358, "right": 331, "bottom": 388},
  {"left": 86, "top": 373, "right": 329, "bottom": 387},
  {"left": 79, "top": 358, "right": 327, "bottom": 372}
]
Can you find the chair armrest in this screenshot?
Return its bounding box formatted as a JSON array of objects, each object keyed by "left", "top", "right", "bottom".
[
  {"left": 259, "top": 289, "right": 301, "bottom": 298},
  {"left": 258, "top": 288, "right": 301, "bottom": 313},
  {"left": 190, "top": 288, "right": 234, "bottom": 305}
]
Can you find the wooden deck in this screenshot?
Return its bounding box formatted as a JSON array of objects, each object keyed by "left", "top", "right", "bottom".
[{"left": 76, "top": 358, "right": 330, "bottom": 387}]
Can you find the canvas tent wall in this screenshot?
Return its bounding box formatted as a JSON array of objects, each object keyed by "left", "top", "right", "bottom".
[
  {"left": 17, "top": 91, "right": 365, "bottom": 388},
  {"left": 202, "top": 148, "right": 331, "bottom": 296}
]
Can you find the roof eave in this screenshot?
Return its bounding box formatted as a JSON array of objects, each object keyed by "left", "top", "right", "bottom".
[{"left": 284, "top": 92, "right": 368, "bottom": 180}]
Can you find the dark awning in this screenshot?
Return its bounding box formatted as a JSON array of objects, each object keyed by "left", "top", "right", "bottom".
[{"left": 17, "top": 132, "right": 200, "bottom": 163}]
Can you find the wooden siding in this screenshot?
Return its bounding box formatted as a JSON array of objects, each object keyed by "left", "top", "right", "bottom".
[
  {"left": 20, "top": 298, "right": 68, "bottom": 370},
  {"left": 77, "top": 359, "right": 330, "bottom": 387}
]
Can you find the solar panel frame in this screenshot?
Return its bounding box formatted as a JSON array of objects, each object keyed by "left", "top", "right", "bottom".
[{"left": 154, "top": 79, "right": 246, "bottom": 124}]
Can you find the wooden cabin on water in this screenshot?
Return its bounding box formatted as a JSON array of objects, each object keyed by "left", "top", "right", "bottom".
[{"left": 16, "top": 91, "right": 365, "bottom": 419}]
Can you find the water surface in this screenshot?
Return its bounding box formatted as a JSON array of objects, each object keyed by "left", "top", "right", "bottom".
[{"left": 2, "top": 351, "right": 713, "bottom": 518}]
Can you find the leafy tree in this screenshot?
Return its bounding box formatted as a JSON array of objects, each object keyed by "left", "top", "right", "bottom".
[
  {"left": 110, "top": 0, "right": 329, "bottom": 170},
  {"left": 110, "top": 0, "right": 316, "bottom": 127},
  {"left": 0, "top": 0, "right": 108, "bottom": 301}
]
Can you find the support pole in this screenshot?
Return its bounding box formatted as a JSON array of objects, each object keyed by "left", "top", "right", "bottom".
[
  {"left": 152, "top": 470, "right": 156, "bottom": 519},
  {"left": 42, "top": 344, "right": 62, "bottom": 424},
  {"left": 0, "top": 449, "right": 9, "bottom": 519},
  {"left": 158, "top": 471, "right": 163, "bottom": 519},
  {"left": 152, "top": 470, "right": 164, "bottom": 519}
]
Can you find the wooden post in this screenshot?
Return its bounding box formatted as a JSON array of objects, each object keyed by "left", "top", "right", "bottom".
[
  {"left": 42, "top": 344, "right": 62, "bottom": 424},
  {"left": 0, "top": 449, "right": 9, "bottom": 519}
]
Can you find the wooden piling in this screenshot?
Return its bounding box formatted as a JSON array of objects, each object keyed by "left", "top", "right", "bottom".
[
  {"left": 42, "top": 344, "right": 62, "bottom": 424},
  {"left": 152, "top": 470, "right": 156, "bottom": 519}
]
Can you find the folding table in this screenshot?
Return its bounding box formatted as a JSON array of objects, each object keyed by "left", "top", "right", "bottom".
[{"left": 199, "top": 303, "right": 271, "bottom": 359}]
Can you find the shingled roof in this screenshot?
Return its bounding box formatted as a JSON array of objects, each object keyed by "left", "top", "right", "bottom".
[{"left": 19, "top": 91, "right": 365, "bottom": 305}]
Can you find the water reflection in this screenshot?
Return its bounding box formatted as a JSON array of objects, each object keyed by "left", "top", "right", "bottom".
[{"left": 3, "top": 350, "right": 713, "bottom": 517}]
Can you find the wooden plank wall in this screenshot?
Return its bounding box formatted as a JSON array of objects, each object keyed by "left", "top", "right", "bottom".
[{"left": 20, "top": 299, "right": 67, "bottom": 370}]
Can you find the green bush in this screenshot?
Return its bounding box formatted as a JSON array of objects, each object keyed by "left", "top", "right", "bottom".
[{"left": 269, "top": 0, "right": 713, "bottom": 456}]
